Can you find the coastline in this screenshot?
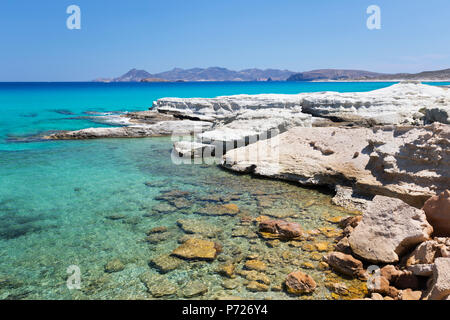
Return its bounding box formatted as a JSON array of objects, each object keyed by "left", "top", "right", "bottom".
[{"left": 1, "top": 81, "right": 449, "bottom": 300}]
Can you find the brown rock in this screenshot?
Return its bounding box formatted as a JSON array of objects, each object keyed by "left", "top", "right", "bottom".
[
  {"left": 401, "top": 289, "right": 423, "bottom": 300},
  {"left": 423, "top": 190, "right": 450, "bottom": 236},
  {"left": 217, "top": 263, "right": 236, "bottom": 278},
  {"left": 285, "top": 271, "right": 317, "bottom": 295},
  {"left": 150, "top": 254, "right": 183, "bottom": 273},
  {"left": 406, "top": 238, "right": 450, "bottom": 266},
  {"left": 244, "top": 260, "right": 267, "bottom": 272},
  {"left": 246, "top": 281, "right": 269, "bottom": 292},
  {"left": 172, "top": 238, "right": 219, "bottom": 261},
  {"left": 259, "top": 220, "right": 304, "bottom": 239},
  {"left": 325, "top": 252, "right": 365, "bottom": 279}
]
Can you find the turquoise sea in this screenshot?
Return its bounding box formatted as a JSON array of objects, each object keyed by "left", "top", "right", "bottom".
[{"left": 1, "top": 81, "right": 448, "bottom": 300}]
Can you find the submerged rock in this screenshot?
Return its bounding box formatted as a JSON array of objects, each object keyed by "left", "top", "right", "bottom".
[
  {"left": 177, "top": 218, "right": 222, "bottom": 238},
  {"left": 348, "top": 196, "right": 433, "bottom": 263},
  {"left": 104, "top": 259, "right": 125, "bottom": 273},
  {"left": 182, "top": 281, "right": 208, "bottom": 298},
  {"left": 171, "top": 238, "right": 220, "bottom": 261},
  {"left": 258, "top": 220, "right": 304, "bottom": 240},
  {"left": 139, "top": 272, "right": 177, "bottom": 298},
  {"left": 195, "top": 203, "right": 240, "bottom": 216},
  {"left": 150, "top": 254, "right": 183, "bottom": 273}
]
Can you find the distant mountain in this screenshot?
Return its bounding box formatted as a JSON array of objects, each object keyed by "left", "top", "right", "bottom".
[
  {"left": 367, "top": 68, "right": 450, "bottom": 80},
  {"left": 96, "top": 67, "right": 450, "bottom": 82},
  {"left": 112, "top": 68, "right": 153, "bottom": 82},
  {"left": 287, "top": 69, "right": 385, "bottom": 81},
  {"left": 101, "top": 67, "right": 296, "bottom": 82}
]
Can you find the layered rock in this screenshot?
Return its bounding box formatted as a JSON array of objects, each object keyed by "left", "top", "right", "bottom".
[
  {"left": 222, "top": 123, "right": 450, "bottom": 208},
  {"left": 348, "top": 196, "right": 433, "bottom": 263},
  {"left": 45, "top": 120, "right": 213, "bottom": 140},
  {"left": 154, "top": 82, "right": 450, "bottom": 126}
]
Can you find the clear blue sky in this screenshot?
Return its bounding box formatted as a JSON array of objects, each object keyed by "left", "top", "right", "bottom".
[{"left": 1, "top": 0, "right": 449, "bottom": 81}]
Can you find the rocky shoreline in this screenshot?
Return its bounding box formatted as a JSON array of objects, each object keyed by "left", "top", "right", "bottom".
[{"left": 45, "top": 81, "right": 450, "bottom": 300}]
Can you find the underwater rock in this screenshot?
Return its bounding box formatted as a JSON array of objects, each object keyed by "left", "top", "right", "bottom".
[
  {"left": 260, "top": 208, "right": 298, "bottom": 219},
  {"left": 139, "top": 272, "right": 177, "bottom": 298},
  {"left": 104, "top": 259, "right": 125, "bottom": 273},
  {"left": 258, "top": 220, "right": 304, "bottom": 240},
  {"left": 150, "top": 202, "right": 177, "bottom": 214},
  {"left": 145, "top": 231, "right": 172, "bottom": 244},
  {"left": 195, "top": 203, "right": 240, "bottom": 216},
  {"left": 150, "top": 254, "right": 183, "bottom": 273},
  {"left": 246, "top": 281, "right": 269, "bottom": 292},
  {"left": 217, "top": 263, "right": 236, "bottom": 278},
  {"left": 177, "top": 218, "right": 222, "bottom": 238},
  {"left": 349, "top": 196, "right": 433, "bottom": 264},
  {"left": 237, "top": 270, "right": 271, "bottom": 285},
  {"left": 147, "top": 226, "right": 169, "bottom": 234},
  {"left": 172, "top": 238, "right": 220, "bottom": 261},
  {"left": 244, "top": 260, "right": 267, "bottom": 272},
  {"left": 285, "top": 271, "right": 317, "bottom": 295},
  {"left": 182, "top": 281, "right": 208, "bottom": 298},
  {"left": 222, "top": 279, "right": 240, "bottom": 290}
]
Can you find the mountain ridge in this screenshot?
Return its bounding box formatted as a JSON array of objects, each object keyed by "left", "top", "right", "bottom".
[{"left": 94, "top": 67, "right": 450, "bottom": 82}]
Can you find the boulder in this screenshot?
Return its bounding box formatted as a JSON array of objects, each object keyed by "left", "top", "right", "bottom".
[
  {"left": 422, "top": 190, "right": 450, "bottom": 236},
  {"left": 171, "top": 238, "right": 220, "bottom": 261},
  {"left": 406, "top": 238, "right": 450, "bottom": 266},
  {"left": 258, "top": 220, "right": 304, "bottom": 239},
  {"left": 285, "top": 271, "right": 317, "bottom": 295},
  {"left": 424, "top": 258, "right": 450, "bottom": 300},
  {"left": 325, "top": 252, "right": 365, "bottom": 279},
  {"left": 348, "top": 196, "right": 433, "bottom": 263}
]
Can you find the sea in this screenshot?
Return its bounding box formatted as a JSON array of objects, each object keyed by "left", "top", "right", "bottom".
[{"left": 1, "top": 81, "right": 448, "bottom": 300}]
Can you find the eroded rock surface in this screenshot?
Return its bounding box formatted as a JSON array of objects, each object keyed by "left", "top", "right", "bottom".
[
  {"left": 348, "top": 196, "right": 433, "bottom": 263},
  {"left": 422, "top": 190, "right": 450, "bottom": 236},
  {"left": 222, "top": 123, "right": 450, "bottom": 208}
]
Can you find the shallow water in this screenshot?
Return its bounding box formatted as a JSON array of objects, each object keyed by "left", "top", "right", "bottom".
[
  {"left": 3, "top": 81, "right": 448, "bottom": 300},
  {"left": 0, "top": 137, "right": 365, "bottom": 300}
]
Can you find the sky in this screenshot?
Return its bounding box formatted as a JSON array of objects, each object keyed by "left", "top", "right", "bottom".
[{"left": 0, "top": 0, "right": 449, "bottom": 81}]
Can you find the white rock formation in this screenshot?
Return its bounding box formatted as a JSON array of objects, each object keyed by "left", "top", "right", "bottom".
[
  {"left": 173, "top": 141, "right": 215, "bottom": 158},
  {"left": 221, "top": 123, "right": 450, "bottom": 208},
  {"left": 153, "top": 82, "right": 450, "bottom": 125},
  {"left": 347, "top": 196, "right": 433, "bottom": 263},
  {"left": 45, "top": 121, "right": 213, "bottom": 140}
]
